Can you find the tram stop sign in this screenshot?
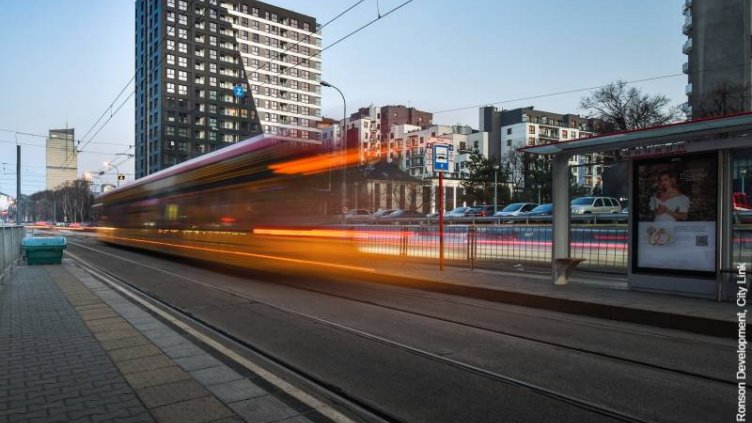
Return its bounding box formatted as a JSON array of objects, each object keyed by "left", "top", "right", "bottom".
[
  {"left": 233, "top": 85, "right": 246, "bottom": 99},
  {"left": 433, "top": 144, "right": 451, "bottom": 172}
]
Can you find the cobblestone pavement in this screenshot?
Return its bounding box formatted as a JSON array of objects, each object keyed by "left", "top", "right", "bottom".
[{"left": 0, "top": 263, "right": 320, "bottom": 423}]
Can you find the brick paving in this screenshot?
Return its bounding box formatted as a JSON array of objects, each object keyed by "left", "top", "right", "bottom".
[
  {"left": 0, "top": 265, "right": 153, "bottom": 423},
  {"left": 0, "top": 262, "right": 320, "bottom": 423}
]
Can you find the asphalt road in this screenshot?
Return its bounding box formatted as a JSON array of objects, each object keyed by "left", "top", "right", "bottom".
[{"left": 65, "top": 233, "right": 739, "bottom": 423}]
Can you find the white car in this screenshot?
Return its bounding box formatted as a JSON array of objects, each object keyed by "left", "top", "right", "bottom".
[{"left": 570, "top": 197, "right": 621, "bottom": 214}]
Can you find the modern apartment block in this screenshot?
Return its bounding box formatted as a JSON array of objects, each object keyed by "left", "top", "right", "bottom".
[
  {"left": 135, "top": 0, "right": 321, "bottom": 178},
  {"left": 682, "top": 0, "right": 752, "bottom": 118},
  {"left": 45, "top": 128, "right": 78, "bottom": 190},
  {"left": 482, "top": 106, "right": 603, "bottom": 188}
]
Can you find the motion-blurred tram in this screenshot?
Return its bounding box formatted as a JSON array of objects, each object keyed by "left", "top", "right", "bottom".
[{"left": 95, "top": 134, "right": 369, "bottom": 276}]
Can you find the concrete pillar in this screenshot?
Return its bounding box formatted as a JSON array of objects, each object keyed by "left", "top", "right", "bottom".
[{"left": 551, "top": 153, "right": 572, "bottom": 284}]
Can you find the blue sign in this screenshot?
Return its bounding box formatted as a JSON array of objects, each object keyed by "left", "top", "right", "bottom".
[
  {"left": 233, "top": 85, "right": 246, "bottom": 98},
  {"left": 433, "top": 144, "right": 451, "bottom": 172}
]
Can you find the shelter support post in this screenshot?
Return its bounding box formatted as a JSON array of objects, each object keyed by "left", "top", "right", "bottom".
[{"left": 551, "top": 153, "right": 576, "bottom": 285}]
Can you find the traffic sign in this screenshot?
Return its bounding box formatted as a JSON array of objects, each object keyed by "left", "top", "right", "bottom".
[{"left": 433, "top": 144, "right": 451, "bottom": 172}]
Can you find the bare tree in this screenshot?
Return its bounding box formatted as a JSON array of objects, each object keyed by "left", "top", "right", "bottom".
[
  {"left": 695, "top": 80, "right": 752, "bottom": 118},
  {"left": 580, "top": 80, "right": 682, "bottom": 131}
]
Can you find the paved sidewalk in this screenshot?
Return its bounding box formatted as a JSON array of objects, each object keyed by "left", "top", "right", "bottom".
[
  {"left": 352, "top": 258, "right": 740, "bottom": 338},
  {"left": 0, "top": 263, "right": 324, "bottom": 423}
]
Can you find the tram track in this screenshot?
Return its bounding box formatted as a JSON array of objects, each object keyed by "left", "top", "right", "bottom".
[
  {"left": 67, "top": 237, "right": 733, "bottom": 386},
  {"left": 67, "top": 244, "right": 647, "bottom": 423},
  {"left": 66, "top": 239, "right": 737, "bottom": 422}
]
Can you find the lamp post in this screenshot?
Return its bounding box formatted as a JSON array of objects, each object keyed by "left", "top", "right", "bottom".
[
  {"left": 320, "top": 80, "right": 347, "bottom": 214},
  {"left": 103, "top": 162, "right": 122, "bottom": 187},
  {"left": 492, "top": 163, "right": 500, "bottom": 214},
  {"left": 742, "top": 169, "right": 748, "bottom": 194}
]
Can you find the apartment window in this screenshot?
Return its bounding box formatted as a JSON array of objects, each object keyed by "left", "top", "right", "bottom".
[
  {"left": 166, "top": 83, "right": 175, "bottom": 93},
  {"left": 252, "top": 7, "right": 258, "bottom": 16},
  {"left": 178, "top": 1, "right": 187, "bottom": 11},
  {"left": 572, "top": 132, "right": 577, "bottom": 138},
  {"left": 209, "top": 23, "right": 217, "bottom": 33},
  {"left": 209, "top": 77, "right": 217, "bottom": 86},
  {"left": 167, "top": 40, "right": 175, "bottom": 50},
  {"left": 178, "top": 14, "right": 187, "bottom": 25},
  {"left": 209, "top": 49, "right": 217, "bottom": 60},
  {"left": 167, "top": 12, "right": 175, "bottom": 22},
  {"left": 178, "top": 57, "right": 187, "bottom": 67},
  {"left": 166, "top": 68, "right": 175, "bottom": 79},
  {"left": 178, "top": 43, "right": 187, "bottom": 53},
  {"left": 528, "top": 125, "right": 536, "bottom": 135},
  {"left": 166, "top": 25, "right": 175, "bottom": 37},
  {"left": 178, "top": 85, "right": 187, "bottom": 95},
  {"left": 167, "top": 0, "right": 175, "bottom": 7},
  {"left": 562, "top": 130, "right": 568, "bottom": 138},
  {"left": 507, "top": 140, "right": 512, "bottom": 147},
  {"left": 209, "top": 36, "right": 217, "bottom": 46},
  {"left": 209, "top": 63, "right": 217, "bottom": 73},
  {"left": 178, "top": 71, "right": 187, "bottom": 81},
  {"left": 506, "top": 128, "right": 512, "bottom": 135},
  {"left": 208, "top": 104, "right": 217, "bottom": 114}
]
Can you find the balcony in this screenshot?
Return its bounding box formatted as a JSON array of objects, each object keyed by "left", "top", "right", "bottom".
[
  {"left": 683, "top": 16, "right": 692, "bottom": 35},
  {"left": 682, "top": 61, "right": 689, "bottom": 74},
  {"left": 683, "top": 38, "right": 692, "bottom": 54}
]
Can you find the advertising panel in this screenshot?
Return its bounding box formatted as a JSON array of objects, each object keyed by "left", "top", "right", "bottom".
[{"left": 633, "top": 154, "right": 718, "bottom": 274}]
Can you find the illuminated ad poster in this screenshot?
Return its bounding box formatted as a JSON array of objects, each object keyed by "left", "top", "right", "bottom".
[{"left": 634, "top": 154, "right": 717, "bottom": 274}]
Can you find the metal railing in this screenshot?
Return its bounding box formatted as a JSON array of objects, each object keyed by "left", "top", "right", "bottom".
[
  {"left": 350, "top": 223, "right": 628, "bottom": 273},
  {"left": 1, "top": 225, "right": 25, "bottom": 282}
]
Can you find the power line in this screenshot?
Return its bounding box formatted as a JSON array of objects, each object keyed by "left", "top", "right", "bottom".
[
  {"left": 0, "top": 128, "right": 132, "bottom": 147},
  {"left": 431, "top": 61, "right": 752, "bottom": 115}
]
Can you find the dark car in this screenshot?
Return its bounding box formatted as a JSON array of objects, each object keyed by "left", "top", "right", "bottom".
[
  {"left": 524, "top": 203, "right": 553, "bottom": 216},
  {"left": 467, "top": 205, "right": 497, "bottom": 217}
]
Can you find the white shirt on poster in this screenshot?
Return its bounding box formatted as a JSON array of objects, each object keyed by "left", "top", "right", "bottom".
[{"left": 649, "top": 194, "right": 690, "bottom": 222}]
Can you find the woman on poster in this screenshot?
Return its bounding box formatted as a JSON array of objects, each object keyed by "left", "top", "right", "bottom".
[{"left": 649, "top": 171, "right": 690, "bottom": 222}]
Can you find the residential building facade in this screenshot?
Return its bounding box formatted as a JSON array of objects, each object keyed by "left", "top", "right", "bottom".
[
  {"left": 682, "top": 0, "right": 752, "bottom": 118},
  {"left": 135, "top": 0, "right": 321, "bottom": 178},
  {"left": 46, "top": 128, "right": 78, "bottom": 190},
  {"left": 483, "top": 106, "right": 603, "bottom": 189}
]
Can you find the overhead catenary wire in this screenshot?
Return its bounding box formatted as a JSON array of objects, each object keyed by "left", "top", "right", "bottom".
[{"left": 430, "top": 61, "right": 752, "bottom": 115}]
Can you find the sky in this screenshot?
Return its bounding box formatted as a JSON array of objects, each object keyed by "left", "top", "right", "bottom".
[{"left": 0, "top": 0, "right": 687, "bottom": 196}]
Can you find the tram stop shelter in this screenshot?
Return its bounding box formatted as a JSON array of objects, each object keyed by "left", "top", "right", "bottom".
[{"left": 521, "top": 113, "right": 752, "bottom": 301}]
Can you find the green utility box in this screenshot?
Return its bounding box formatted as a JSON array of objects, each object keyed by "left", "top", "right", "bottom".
[{"left": 21, "top": 237, "right": 67, "bottom": 265}]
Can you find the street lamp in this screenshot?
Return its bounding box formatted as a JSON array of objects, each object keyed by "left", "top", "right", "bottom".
[
  {"left": 742, "top": 169, "right": 748, "bottom": 194},
  {"left": 492, "top": 163, "right": 500, "bottom": 214},
  {"left": 320, "top": 80, "right": 347, "bottom": 213},
  {"left": 103, "top": 161, "right": 122, "bottom": 187}
]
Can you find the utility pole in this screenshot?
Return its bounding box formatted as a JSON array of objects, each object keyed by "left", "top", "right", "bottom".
[{"left": 16, "top": 145, "right": 21, "bottom": 224}]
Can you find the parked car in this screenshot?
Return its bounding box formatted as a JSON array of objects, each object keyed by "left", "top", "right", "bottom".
[
  {"left": 467, "top": 205, "right": 497, "bottom": 217},
  {"left": 494, "top": 203, "right": 538, "bottom": 217},
  {"left": 570, "top": 197, "right": 621, "bottom": 214},
  {"left": 524, "top": 203, "right": 553, "bottom": 217},
  {"left": 380, "top": 209, "right": 425, "bottom": 221},
  {"left": 343, "top": 208, "right": 372, "bottom": 223},
  {"left": 445, "top": 207, "right": 474, "bottom": 217},
  {"left": 372, "top": 209, "right": 397, "bottom": 220}
]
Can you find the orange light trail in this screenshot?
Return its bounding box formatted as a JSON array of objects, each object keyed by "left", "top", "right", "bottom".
[
  {"left": 100, "top": 235, "right": 376, "bottom": 273},
  {"left": 269, "top": 150, "right": 362, "bottom": 175},
  {"left": 253, "top": 228, "right": 355, "bottom": 239}
]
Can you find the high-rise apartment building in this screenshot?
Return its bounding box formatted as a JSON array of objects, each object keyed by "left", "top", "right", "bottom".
[
  {"left": 46, "top": 128, "right": 78, "bottom": 190},
  {"left": 682, "top": 0, "right": 752, "bottom": 118},
  {"left": 135, "top": 0, "right": 321, "bottom": 178}
]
